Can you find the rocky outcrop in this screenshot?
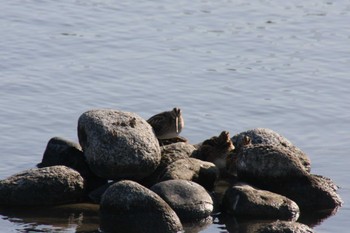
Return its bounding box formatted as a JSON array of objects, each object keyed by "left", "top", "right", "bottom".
[
  {"left": 222, "top": 183, "right": 300, "bottom": 221},
  {"left": 77, "top": 109, "right": 161, "bottom": 180},
  {"left": 151, "top": 180, "right": 213, "bottom": 221},
  {"left": 0, "top": 166, "right": 84, "bottom": 206},
  {"left": 100, "top": 180, "right": 183, "bottom": 233},
  {"left": 160, "top": 158, "right": 219, "bottom": 190}
]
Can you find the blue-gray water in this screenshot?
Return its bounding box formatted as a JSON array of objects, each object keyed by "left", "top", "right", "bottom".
[{"left": 1, "top": 0, "right": 349, "bottom": 232}]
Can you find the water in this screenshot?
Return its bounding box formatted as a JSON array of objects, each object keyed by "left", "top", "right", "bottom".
[{"left": 1, "top": 0, "right": 349, "bottom": 232}]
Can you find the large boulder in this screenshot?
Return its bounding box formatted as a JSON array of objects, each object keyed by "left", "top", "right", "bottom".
[
  {"left": 0, "top": 166, "right": 84, "bottom": 206},
  {"left": 100, "top": 180, "right": 183, "bottom": 233},
  {"left": 222, "top": 183, "right": 300, "bottom": 221},
  {"left": 77, "top": 109, "right": 161, "bottom": 180},
  {"left": 37, "top": 137, "right": 107, "bottom": 192},
  {"left": 151, "top": 180, "right": 213, "bottom": 221},
  {"left": 160, "top": 158, "right": 219, "bottom": 190},
  {"left": 231, "top": 128, "right": 311, "bottom": 172}
]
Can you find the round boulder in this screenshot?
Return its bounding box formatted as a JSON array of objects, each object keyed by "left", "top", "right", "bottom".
[
  {"left": 151, "top": 180, "right": 213, "bottom": 221},
  {"left": 100, "top": 180, "right": 183, "bottom": 233},
  {"left": 231, "top": 128, "right": 311, "bottom": 172},
  {"left": 77, "top": 109, "right": 161, "bottom": 180},
  {"left": 222, "top": 183, "right": 300, "bottom": 221},
  {"left": 0, "top": 166, "right": 84, "bottom": 206}
]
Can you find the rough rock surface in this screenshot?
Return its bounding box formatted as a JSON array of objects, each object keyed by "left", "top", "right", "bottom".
[
  {"left": 235, "top": 143, "right": 309, "bottom": 184},
  {"left": 222, "top": 183, "right": 300, "bottom": 221},
  {"left": 100, "top": 180, "right": 183, "bottom": 233},
  {"left": 231, "top": 128, "right": 311, "bottom": 172},
  {"left": 77, "top": 109, "right": 161, "bottom": 180},
  {"left": 160, "top": 158, "right": 219, "bottom": 190},
  {"left": 254, "top": 220, "right": 314, "bottom": 233},
  {"left": 0, "top": 166, "right": 85, "bottom": 206},
  {"left": 267, "top": 174, "right": 343, "bottom": 211},
  {"left": 151, "top": 180, "right": 213, "bottom": 221},
  {"left": 37, "top": 137, "right": 107, "bottom": 192}
]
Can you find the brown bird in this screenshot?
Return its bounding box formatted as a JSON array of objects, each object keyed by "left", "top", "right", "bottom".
[{"left": 147, "top": 107, "right": 184, "bottom": 139}]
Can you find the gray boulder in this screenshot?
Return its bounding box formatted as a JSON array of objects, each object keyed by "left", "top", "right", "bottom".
[
  {"left": 222, "top": 183, "right": 300, "bottom": 221},
  {"left": 151, "top": 180, "right": 213, "bottom": 221},
  {"left": 0, "top": 166, "right": 84, "bottom": 206},
  {"left": 254, "top": 220, "right": 314, "bottom": 233},
  {"left": 100, "top": 180, "right": 183, "bottom": 233},
  {"left": 231, "top": 128, "right": 311, "bottom": 172},
  {"left": 160, "top": 158, "right": 219, "bottom": 190},
  {"left": 77, "top": 109, "right": 161, "bottom": 180},
  {"left": 37, "top": 137, "right": 107, "bottom": 192}
]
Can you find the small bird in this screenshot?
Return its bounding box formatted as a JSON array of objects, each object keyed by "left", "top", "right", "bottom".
[{"left": 147, "top": 107, "right": 184, "bottom": 139}]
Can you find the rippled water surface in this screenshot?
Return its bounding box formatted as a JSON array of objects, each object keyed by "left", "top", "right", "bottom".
[{"left": 1, "top": 0, "right": 349, "bottom": 232}]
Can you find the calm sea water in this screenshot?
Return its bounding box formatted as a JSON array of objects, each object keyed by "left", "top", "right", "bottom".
[{"left": 1, "top": 0, "right": 349, "bottom": 232}]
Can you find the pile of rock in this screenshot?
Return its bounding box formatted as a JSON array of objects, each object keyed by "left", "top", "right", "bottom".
[{"left": 0, "top": 109, "right": 342, "bottom": 233}]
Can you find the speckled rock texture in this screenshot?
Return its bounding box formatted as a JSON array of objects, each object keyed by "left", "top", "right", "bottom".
[
  {"left": 254, "top": 220, "right": 314, "bottom": 233},
  {"left": 222, "top": 183, "right": 300, "bottom": 221},
  {"left": 77, "top": 109, "right": 161, "bottom": 180},
  {"left": 100, "top": 180, "right": 183, "bottom": 233},
  {"left": 151, "top": 180, "right": 213, "bottom": 221},
  {"left": 231, "top": 128, "right": 311, "bottom": 172},
  {"left": 0, "top": 166, "right": 85, "bottom": 206},
  {"left": 37, "top": 137, "right": 107, "bottom": 192},
  {"left": 160, "top": 158, "right": 219, "bottom": 190}
]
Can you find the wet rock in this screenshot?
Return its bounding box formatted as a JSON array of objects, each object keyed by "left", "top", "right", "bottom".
[
  {"left": 100, "top": 180, "right": 183, "bottom": 233},
  {"left": 192, "top": 131, "right": 235, "bottom": 176},
  {"left": 160, "top": 158, "right": 219, "bottom": 190},
  {"left": 231, "top": 128, "right": 311, "bottom": 172},
  {"left": 267, "top": 174, "right": 343, "bottom": 211},
  {"left": 254, "top": 220, "right": 314, "bottom": 233},
  {"left": 141, "top": 142, "right": 196, "bottom": 187},
  {"left": 222, "top": 183, "right": 300, "bottom": 221},
  {"left": 77, "top": 109, "right": 161, "bottom": 180},
  {"left": 0, "top": 166, "right": 84, "bottom": 206},
  {"left": 234, "top": 143, "right": 309, "bottom": 185},
  {"left": 151, "top": 180, "right": 213, "bottom": 221},
  {"left": 37, "top": 137, "right": 107, "bottom": 192}
]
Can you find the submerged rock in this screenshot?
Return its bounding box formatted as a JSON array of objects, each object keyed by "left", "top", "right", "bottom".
[
  {"left": 231, "top": 128, "right": 311, "bottom": 172},
  {"left": 222, "top": 183, "right": 300, "bottom": 221},
  {"left": 151, "top": 180, "right": 213, "bottom": 221},
  {"left": 100, "top": 180, "right": 183, "bottom": 233},
  {"left": 254, "top": 220, "right": 314, "bottom": 233},
  {"left": 0, "top": 166, "right": 84, "bottom": 206},
  {"left": 77, "top": 109, "right": 161, "bottom": 180},
  {"left": 160, "top": 158, "right": 219, "bottom": 190}
]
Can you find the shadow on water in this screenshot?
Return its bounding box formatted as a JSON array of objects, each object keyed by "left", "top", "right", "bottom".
[
  {"left": 0, "top": 203, "right": 100, "bottom": 233},
  {"left": 0, "top": 202, "right": 340, "bottom": 233}
]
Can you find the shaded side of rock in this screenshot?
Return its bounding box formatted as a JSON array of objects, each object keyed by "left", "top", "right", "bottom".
[
  {"left": 266, "top": 174, "right": 343, "bottom": 211},
  {"left": 0, "top": 166, "right": 85, "bottom": 206},
  {"left": 100, "top": 180, "right": 183, "bottom": 233},
  {"left": 235, "top": 143, "right": 309, "bottom": 185},
  {"left": 37, "top": 136, "right": 107, "bottom": 192},
  {"left": 77, "top": 109, "right": 161, "bottom": 180},
  {"left": 231, "top": 128, "right": 311, "bottom": 172},
  {"left": 222, "top": 183, "right": 300, "bottom": 221},
  {"left": 160, "top": 158, "right": 219, "bottom": 190},
  {"left": 151, "top": 180, "right": 213, "bottom": 221}
]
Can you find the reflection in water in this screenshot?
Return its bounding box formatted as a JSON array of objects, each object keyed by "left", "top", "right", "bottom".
[{"left": 0, "top": 203, "right": 99, "bottom": 233}]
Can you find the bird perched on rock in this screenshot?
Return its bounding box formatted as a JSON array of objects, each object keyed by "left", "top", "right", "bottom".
[{"left": 147, "top": 107, "right": 184, "bottom": 140}]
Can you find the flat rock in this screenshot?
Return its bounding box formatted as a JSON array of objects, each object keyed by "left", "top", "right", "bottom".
[
  {"left": 0, "top": 166, "right": 84, "bottom": 206},
  {"left": 77, "top": 109, "right": 161, "bottom": 180},
  {"left": 231, "top": 128, "right": 311, "bottom": 172},
  {"left": 100, "top": 180, "right": 183, "bottom": 233},
  {"left": 160, "top": 158, "right": 219, "bottom": 190},
  {"left": 151, "top": 180, "right": 213, "bottom": 221},
  {"left": 222, "top": 183, "right": 300, "bottom": 221}
]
